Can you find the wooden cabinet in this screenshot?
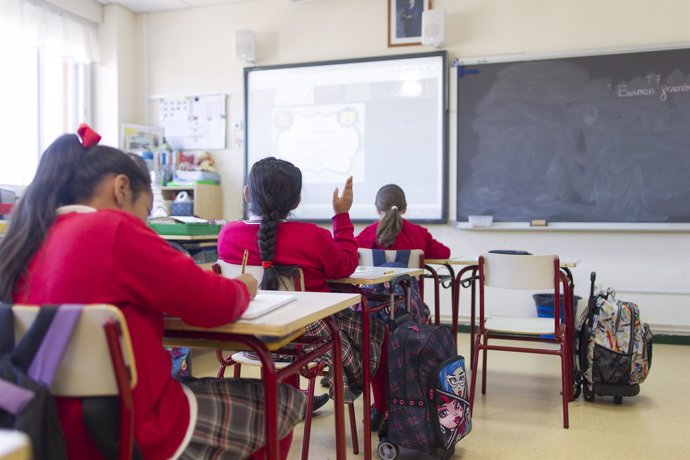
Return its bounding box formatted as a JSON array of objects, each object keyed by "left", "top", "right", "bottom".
[{"left": 161, "top": 183, "right": 222, "bottom": 220}]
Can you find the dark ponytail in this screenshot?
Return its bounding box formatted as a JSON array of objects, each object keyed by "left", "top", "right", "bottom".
[
  {"left": 374, "top": 184, "right": 407, "bottom": 248},
  {"left": 247, "top": 157, "right": 301, "bottom": 290},
  {"left": 0, "top": 133, "right": 151, "bottom": 302}
]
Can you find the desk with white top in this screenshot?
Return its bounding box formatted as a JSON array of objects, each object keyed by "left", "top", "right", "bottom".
[{"left": 164, "top": 290, "right": 361, "bottom": 460}]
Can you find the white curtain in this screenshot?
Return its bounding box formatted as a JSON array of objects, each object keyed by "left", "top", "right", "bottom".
[
  {"left": 0, "top": 0, "right": 99, "bottom": 185},
  {"left": 0, "top": 0, "right": 99, "bottom": 64}
]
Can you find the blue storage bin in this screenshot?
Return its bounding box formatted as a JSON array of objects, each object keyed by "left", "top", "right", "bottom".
[{"left": 533, "top": 293, "right": 581, "bottom": 338}]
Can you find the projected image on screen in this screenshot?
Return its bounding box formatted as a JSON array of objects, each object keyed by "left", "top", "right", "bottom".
[
  {"left": 245, "top": 51, "right": 447, "bottom": 222},
  {"left": 273, "top": 103, "right": 365, "bottom": 184}
]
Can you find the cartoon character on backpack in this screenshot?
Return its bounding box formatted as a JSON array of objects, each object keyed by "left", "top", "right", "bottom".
[
  {"left": 431, "top": 358, "right": 471, "bottom": 451},
  {"left": 440, "top": 359, "right": 467, "bottom": 398}
]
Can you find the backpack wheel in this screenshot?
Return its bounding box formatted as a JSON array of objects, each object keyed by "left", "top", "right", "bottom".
[
  {"left": 377, "top": 440, "right": 399, "bottom": 460},
  {"left": 614, "top": 395, "right": 623, "bottom": 405}
]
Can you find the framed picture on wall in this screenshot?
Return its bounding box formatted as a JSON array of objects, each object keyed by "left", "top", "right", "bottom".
[{"left": 388, "top": 0, "right": 432, "bottom": 47}]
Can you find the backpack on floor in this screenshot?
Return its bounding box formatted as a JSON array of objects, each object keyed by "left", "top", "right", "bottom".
[
  {"left": 575, "top": 272, "right": 653, "bottom": 403},
  {"left": 380, "top": 321, "right": 470, "bottom": 459}
]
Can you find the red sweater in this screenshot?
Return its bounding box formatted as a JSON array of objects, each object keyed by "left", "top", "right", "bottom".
[
  {"left": 217, "top": 213, "right": 359, "bottom": 292},
  {"left": 355, "top": 219, "right": 451, "bottom": 259},
  {"left": 14, "top": 208, "right": 251, "bottom": 460}
]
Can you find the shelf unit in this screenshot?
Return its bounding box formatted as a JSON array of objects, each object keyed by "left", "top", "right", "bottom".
[{"left": 161, "top": 183, "right": 222, "bottom": 220}]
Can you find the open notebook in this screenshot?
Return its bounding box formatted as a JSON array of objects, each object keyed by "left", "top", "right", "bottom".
[{"left": 241, "top": 293, "right": 297, "bottom": 320}]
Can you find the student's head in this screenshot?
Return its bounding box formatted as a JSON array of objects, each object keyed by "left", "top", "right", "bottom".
[
  {"left": 374, "top": 184, "right": 407, "bottom": 248},
  {"left": 0, "top": 128, "right": 152, "bottom": 302},
  {"left": 244, "top": 157, "right": 302, "bottom": 290}
]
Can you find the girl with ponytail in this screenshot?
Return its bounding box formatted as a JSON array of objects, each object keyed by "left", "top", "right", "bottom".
[
  {"left": 356, "top": 183, "right": 451, "bottom": 431},
  {"left": 356, "top": 183, "right": 451, "bottom": 258},
  {"left": 0, "top": 127, "right": 305, "bottom": 460},
  {"left": 218, "top": 157, "right": 386, "bottom": 405}
]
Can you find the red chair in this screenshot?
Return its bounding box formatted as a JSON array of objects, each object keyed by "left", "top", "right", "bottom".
[{"left": 469, "top": 253, "right": 573, "bottom": 428}]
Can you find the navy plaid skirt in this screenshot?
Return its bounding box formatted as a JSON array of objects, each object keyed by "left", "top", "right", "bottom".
[
  {"left": 180, "top": 377, "right": 306, "bottom": 459},
  {"left": 306, "top": 308, "right": 386, "bottom": 399}
]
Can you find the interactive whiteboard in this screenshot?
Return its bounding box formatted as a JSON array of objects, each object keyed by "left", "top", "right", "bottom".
[{"left": 245, "top": 51, "right": 447, "bottom": 222}]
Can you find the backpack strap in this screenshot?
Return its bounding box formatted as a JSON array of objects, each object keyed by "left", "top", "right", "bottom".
[
  {"left": 0, "top": 305, "right": 59, "bottom": 416},
  {"left": 11, "top": 306, "right": 59, "bottom": 373},
  {"left": 12, "top": 305, "right": 83, "bottom": 386},
  {"left": 394, "top": 250, "right": 411, "bottom": 267},
  {"left": 28, "top": 305, "right": 83, "bottom": 386},
  {"left": 0, "top": 303, "right": 14, "bottom": 354},
  {"left": 372, "top": 249, "right": 412, "bottom": 267},
  {"left": 372, "top": 249, "right": 386, "bottom": 266}
]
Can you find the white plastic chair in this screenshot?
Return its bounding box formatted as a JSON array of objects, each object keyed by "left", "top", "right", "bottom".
[{"left": 469, "top": 253, "right": 573, "bottom": 428}]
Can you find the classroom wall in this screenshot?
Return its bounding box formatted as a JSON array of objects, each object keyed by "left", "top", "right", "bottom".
[{"left": 100, "top": 0, "right": 690, "bottom": 334}]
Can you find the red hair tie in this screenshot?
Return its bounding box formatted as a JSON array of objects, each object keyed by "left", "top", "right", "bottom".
[
  {"left": 261, "top": 261, "right": 273, "bottom": 269},
  {"left": 77, "top": 123, "right": 101, "bottom": 148}
]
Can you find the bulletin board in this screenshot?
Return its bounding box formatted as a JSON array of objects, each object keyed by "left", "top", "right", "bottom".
[{"left": 158, "top": 94, "right": 227, "bottom": 150}]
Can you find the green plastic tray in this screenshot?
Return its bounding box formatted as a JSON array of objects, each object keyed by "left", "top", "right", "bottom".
[{"left": 149, "top": 222, "right": 221, "bottom": 236}]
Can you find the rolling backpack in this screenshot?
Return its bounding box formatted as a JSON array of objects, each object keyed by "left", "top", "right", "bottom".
[
  {"left": 575, "top": 272, "right": 653, "bottom": 404},
  {"left": 378, "top": 321, "right": 471, "bottom": 460}
]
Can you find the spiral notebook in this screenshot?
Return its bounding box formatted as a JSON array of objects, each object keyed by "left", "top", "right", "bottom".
[{"left": 241, "top": 293, "right": 297, "bottom": 320}]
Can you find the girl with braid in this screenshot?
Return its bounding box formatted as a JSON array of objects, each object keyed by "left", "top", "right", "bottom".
[{"left": 218, "top": 157, "right": 385, "bottom": 405}]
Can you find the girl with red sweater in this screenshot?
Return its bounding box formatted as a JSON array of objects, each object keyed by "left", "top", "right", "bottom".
[
  {"left": 217, "top": 157, "right": 385, "bottom": 403},
  {"left": 356, "top": 184, "right": 451, "bottom": 258},
  {"left": 356, "top": 183, "right": 451, "bottom": 431},
  {"left": 0, "top": 128, "right": 305, "bottom": 460}
]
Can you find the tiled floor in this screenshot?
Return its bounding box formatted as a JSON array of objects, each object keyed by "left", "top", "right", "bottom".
[{"left": 193, "top": 335, "right": 689, "bottom": 459}]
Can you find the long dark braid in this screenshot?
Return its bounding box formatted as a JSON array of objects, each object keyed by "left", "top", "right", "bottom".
[{"left": 247, "top": 157, "right": 302, "bottom": 290}]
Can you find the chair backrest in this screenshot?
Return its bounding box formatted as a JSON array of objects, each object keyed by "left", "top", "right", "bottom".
[
  {"left": 214, "top": 259, "right": 306, "bottom": 292},
  {"left": 357, "top": 248, "right": 425, "bottom": 269},
  {"left": 11, "top": 304, "right": 137, "bottom": 397},
  {"left": 480, "top": 253, "right": 559, "bottom": 291}
]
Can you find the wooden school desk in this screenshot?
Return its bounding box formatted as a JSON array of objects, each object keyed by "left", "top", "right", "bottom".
[
  {"left": 329, "top": 266, "right": 424, "bottom": 460},
  {"left": 164, "top": 290, "right": 361, "bottom": 460}
]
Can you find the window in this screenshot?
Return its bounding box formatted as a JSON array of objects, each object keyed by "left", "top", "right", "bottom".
[{"left": 0, "top": 1, "right": 96, "bottom": 186}]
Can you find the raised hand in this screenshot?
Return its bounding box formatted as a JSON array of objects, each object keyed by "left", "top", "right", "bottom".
[{"left": 333, "top": 176, "right": 353, "bottom": 215}]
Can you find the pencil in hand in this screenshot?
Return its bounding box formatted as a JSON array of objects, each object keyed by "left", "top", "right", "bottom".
[{"left": 241, "top": 249, "right": 249, "bottom": 274}]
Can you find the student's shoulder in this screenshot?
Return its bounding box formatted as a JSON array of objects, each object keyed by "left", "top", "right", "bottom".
[{"left": 282, "top": 220, "right": 322, "bottom": 233}]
